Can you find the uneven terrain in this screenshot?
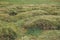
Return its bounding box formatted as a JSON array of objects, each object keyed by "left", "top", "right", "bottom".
[{"left": 0, "top": 0, "right": 60, "bottom": 40}]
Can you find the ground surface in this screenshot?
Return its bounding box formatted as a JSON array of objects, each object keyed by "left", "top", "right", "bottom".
[{"left": 0, "top": 0, "right": 60, "bottom": 40}]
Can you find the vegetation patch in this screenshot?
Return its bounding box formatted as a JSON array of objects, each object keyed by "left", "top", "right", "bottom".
[
  {"left": 0, "top": 28, "right": 17, "bottom": 40},
  {"left": 0, "top": 1, "right": 60, "bottom": 40}
]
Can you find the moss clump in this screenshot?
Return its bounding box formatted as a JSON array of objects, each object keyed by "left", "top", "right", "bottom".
[
  {"left": 23, "top": 19, "right": 56, "bottom": 30},
  {"left": 9, "top": 10, "right": 17, "bottom": 16}
]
